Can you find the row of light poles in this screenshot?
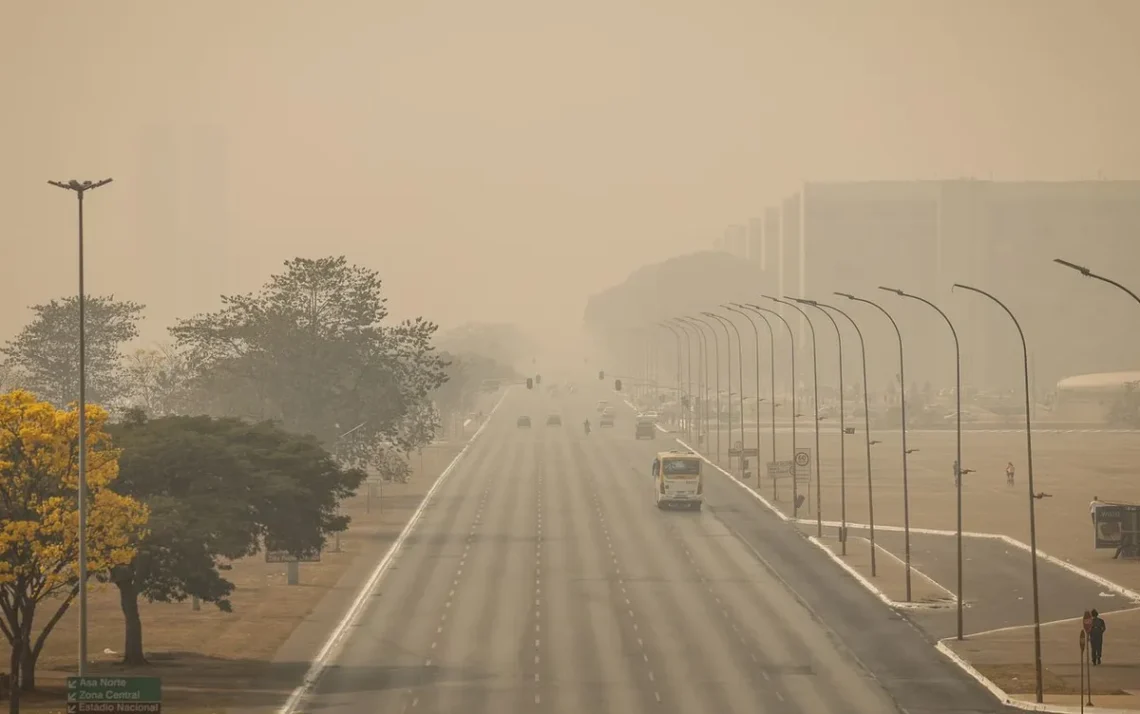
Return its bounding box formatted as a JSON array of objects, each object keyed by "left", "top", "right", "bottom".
[
  {"left": 631, "top": 265, "right": 1140, "bottom": 706},
  {"left": 644, "top": 292, "right": 975, "bottom": 643}
]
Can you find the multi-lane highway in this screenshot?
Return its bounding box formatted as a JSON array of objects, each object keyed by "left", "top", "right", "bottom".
[{"left": 301, "top": 385, "right": 1011, "bottom": 714}]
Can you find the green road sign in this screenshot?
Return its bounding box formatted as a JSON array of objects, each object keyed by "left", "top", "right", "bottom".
[{"left": 66, "top": 676, "right": 162, "bottom": 713}]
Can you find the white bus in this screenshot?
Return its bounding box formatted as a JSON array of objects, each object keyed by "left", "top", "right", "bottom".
[{"left": 651, "top": 451, "right": 703, "bottom": 510}]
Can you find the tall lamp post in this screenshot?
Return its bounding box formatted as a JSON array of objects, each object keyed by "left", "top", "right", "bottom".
[
  {"left": 797, "top": 298, "right": 848, "bottom": 556},
  {"left": 659, "top": 322, "right": 683, "bottom": 433},
  {"left": 1054, "top": 258, "right": 1140, "bottom": 306},
  {"left": 820, "top": 298, "right": 878, "bottom": 576},
  {"left": 882, "top": 286, "right": 969, "bottom": 639},
  {"left": 665, "top": 321, "right": 688, "bottom": 440},
  {"left": 838, "top": 291, "right": 914, "bottom": 602},
  {"left": 706, "top": 311, "right": 745, "bottom": 479},
  {"left": 745, "top": 304, "right": 797, "bottom": 508},
  {"left": 953, "top": 283, "right": 1043, "bottom": 704},
  {"left": 691, "top": 316, "right": 722, "bottom": 464},
  {"left": 726, "top": 304, "right": 772, "bottom": 490},
  {"left": 48, "top": 177, "right": 113, "bottom": 676},
  {"left": 677, "top": 317, "right": 710, "bottom": 446},
  {"left": 767, "top": 296, "right": 822, "bottom": 538},
  {"left": 666, "top": 320, "right": 694, "bottom": 442}
]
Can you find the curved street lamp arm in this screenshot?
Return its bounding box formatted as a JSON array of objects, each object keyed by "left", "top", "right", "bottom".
[{"left": 1054, "top": 258, "right": 1140, "bottom": 307}]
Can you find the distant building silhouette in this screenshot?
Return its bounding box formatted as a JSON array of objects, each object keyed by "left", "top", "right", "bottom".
[{"left": 765, "top": 179, "right": 1140, "bottom": 396}]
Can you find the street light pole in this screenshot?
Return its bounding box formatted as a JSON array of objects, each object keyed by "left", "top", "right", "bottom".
[
  {"left": 768, "top": 296, "right": 822, "bottom": 538},
  {"left": 659, "top": 322, "right": 683, "bottom": 432},
  {"left": 798, "top": 298, "right": 848, "bottom": 556},
  {"left": 953, "top": 283, "right": 1043, "bottom": 704},
  {"left": 1054, "top": 258, "right": 1140, "bottom": 307},
  {"left": 883, "top": 286, "right": 968, "bottom": 640},
  {"left": 670, "top": 319, "right": 696, "bottom": 443},
  {"left": 746, "top": 304, "right": 796, "bottom": 508},
  {"left": 824, "top": 297, "right": 878, "bottom": 577},
  {"left": 678, "top": 317, "right": 710, "bottom": 446},
  {"left": 706, "top": 312, "right": 745, "bottom": 479},
  {"left": 839, "top": 291, "right": 913, "bottom": 602},
  {"left": 48, "top": 177, "right": 113, "bottom": 677},
  {"left": 726, "top": 304, "right": 771, "bottom": 490},
  {"left": 692, "top": 316, "right": 721, "bottom": 464}
]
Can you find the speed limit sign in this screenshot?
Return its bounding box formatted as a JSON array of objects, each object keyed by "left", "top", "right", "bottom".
[{"left": 794, "top": 447, "right": 812, "bottom": 475}]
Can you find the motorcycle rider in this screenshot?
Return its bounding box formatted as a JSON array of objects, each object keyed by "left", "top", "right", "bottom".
[{"left": 583, "top": 418, "right": 591, "bottom": 435}]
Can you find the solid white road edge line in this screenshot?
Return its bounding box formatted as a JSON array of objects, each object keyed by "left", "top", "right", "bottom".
[
  {"left": 275, "top": 387, "right": 511, "bottom": 714},
  {"left": 625, "top": 396, "right": 1139, "bottom": 714}
]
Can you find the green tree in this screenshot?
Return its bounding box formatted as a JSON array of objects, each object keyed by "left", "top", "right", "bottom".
[
  {"left": 2, "top": 295, "right": 145, "bottom": 408},
  {"left": 107, "top": 410, "right": 365, "bottom": 664},
  {"left": 169, "top": 257, "right": 448, "bottom": 459},
  {"left": 433, "top": 352, "right": 517, "bottom": 417},
  {"left": 435, "top": 322, "right": 535, "bottom": 369},
  {"left": 121, "top": 344, "right": 196, "bottom": 417}
]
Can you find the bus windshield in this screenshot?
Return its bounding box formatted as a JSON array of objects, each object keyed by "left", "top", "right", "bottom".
[{"left": 661, "top": 458, "right": 701, "bottom": 477}]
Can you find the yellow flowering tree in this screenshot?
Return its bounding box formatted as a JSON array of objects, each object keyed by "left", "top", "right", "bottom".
[{"left": 0, "top": 390, "right": 149, "bottom": 701}]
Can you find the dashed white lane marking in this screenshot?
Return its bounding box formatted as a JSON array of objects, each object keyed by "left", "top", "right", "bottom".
[
  {"left": 590, "top": 491, "right": 662, "bottom": 705},
  {"left": 420, "top": 487, "right": 491, "bottom": 688},
  {"left": 680, "top": 541, "right": 796, "bottom": 704}
]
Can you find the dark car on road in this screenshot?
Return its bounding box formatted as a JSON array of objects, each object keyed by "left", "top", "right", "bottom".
[
  {"left": 546, "top": 414, "right": 562, "bottom": 426},
  {"left": 517, "top": 415, "right": 532, "bottom": 428}
]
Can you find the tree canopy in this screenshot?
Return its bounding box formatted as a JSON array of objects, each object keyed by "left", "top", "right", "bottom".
[
  {"left": 107, "top": 410, "right": 366, "bottom": 664},
  {"left": 435, "top": 322, "right": 535, "bottom": 370},
  {"left": 583, "top": 251, "right": 766, "bottom": 339},
  {"left": 1, "top": 295, "right": 145, "bottom": 408},
  {"left": 169, "top": 256, "right": 448, "bottom": 459},
  {"left": 0, "top": 390, "right": 149, "bottom": 698},
  {"left": 432, "top": 351, "right": 518, "bottom": 416}
]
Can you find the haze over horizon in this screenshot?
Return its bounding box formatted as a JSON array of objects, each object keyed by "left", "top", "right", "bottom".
[{"left": 3, "top": 0, "right": 1138, "bottom": 356}]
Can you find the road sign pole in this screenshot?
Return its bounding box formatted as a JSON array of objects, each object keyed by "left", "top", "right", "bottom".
[
  {"left": 1082, "top": 611, "right": 1093, "bottom": 708},
  {"left": 1079, "top": 629, "right": 1085, "bottom": 714}
]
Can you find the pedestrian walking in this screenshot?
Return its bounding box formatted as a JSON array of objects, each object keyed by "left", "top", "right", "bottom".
[
  {"left": 1090, "top": 608, "right": 1106, "bottom": 665},
  {"left": 1005, "top": 461, "right": 1015, "bottom": 486}
]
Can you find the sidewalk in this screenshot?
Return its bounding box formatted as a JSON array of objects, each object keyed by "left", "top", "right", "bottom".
[
  {"left": 862, "top": 529, "right": 1138, "bottom": 639},
  {"left": 947, "top": 607, "right": 1140, "bottom": 708}
]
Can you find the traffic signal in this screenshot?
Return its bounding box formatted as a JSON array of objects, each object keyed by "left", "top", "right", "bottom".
[
  {"left": 598, "top": 370, "right": 605, "bottom": 380},
  {"left": 536, "top": 374, "right": 542, "bottom": 385},
  {"left": 526, "top": 378, "right": 534, "bottom": 390},
  {"left": 614, "top": 379, "right": 622, "bottom": 391}
]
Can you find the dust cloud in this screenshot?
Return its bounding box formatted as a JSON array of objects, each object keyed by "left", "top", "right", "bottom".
[{"left": 2, "top": 0, "right": 1138, "bottom": 364}]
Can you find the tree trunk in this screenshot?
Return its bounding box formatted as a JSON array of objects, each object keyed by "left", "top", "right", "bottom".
[
  {"left": 116, "top": 579, "right": 147, "bottom": 665},
  {"left": 22, "top": 586, "right": 77, "bottom": 693},
  {"left": 18, "top": 646, "right": 34, "bottom": 695},
  {"left": 8, "top": 630, "right": 21, "bottom": 714}
]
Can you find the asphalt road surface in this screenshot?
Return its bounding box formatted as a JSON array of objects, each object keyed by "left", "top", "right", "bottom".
[{"left": 302, "top": 387, "right": 1012, "bottom": 713}]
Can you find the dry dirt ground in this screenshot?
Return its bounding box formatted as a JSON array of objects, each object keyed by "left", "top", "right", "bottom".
[{"left": 9, "top": 442, "right": 466, "bottom": 714}]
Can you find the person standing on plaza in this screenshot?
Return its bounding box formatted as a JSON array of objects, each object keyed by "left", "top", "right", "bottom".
[
  {"left": 1090, "top": 608, "right": 1106, "bottom": 665},
  {"left": 1005, "top": 461, "right": 1015, "bottom": 486}
]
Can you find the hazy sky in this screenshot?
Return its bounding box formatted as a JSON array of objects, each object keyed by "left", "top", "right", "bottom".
[{"left": 3, "top": 0, "right": 1138, "bottom": 352}]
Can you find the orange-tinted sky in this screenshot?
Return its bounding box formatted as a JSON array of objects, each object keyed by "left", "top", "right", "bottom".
[{"left": 2, "top": 0, "right": 1138, "bottom": 352}]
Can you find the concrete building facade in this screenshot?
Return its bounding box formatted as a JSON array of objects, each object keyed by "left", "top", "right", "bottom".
[{"left": 769, "top": 180, "right": 1140, "bottom": 398}]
